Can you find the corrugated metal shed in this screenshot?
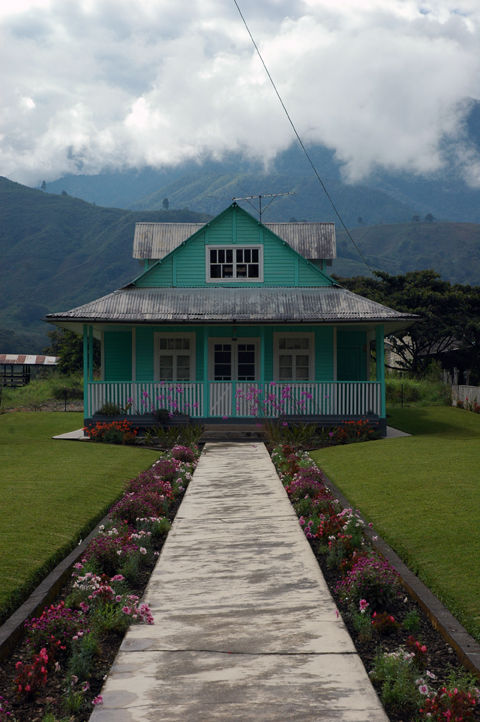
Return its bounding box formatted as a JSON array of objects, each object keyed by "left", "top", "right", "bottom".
[
  {"left": 0, "top": 354, "right": 58, "bottom": 366},
  {"left": 46, "top": 287, "right": 415, "bottom": 331},
  {"left": 133, "top": 221, "right": 336, "bottom": 260}
]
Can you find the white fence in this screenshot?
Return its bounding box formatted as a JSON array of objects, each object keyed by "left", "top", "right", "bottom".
[{"left": 452, "top": 385, "right": 480, "bottom": 407}]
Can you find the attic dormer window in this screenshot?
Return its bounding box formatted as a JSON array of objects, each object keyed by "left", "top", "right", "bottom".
[{"left": 206, "top": 245, "right": 263, "bottom": 282}]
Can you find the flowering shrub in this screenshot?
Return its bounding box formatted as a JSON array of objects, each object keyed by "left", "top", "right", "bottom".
[
  {"left": 0, "top": 696, "right": 13, "bottom": 720},
  {"left": 24, "top": 601, "right": 88, "bottom": 658},
  {"left": 328, "top": 419, "right": 380, "bottom": 445},
  {"left": 369, "top": 649, "right": 423, "bottom": 717},
  {"left": 335, "top": 554, "right": 400, "bottom": 611},
  {"left": 109, "top": 489, "right": 172, "bottom": 525},
  {"left": 80, "top": 525, "right": 142, "bottom": 576},
  {"left": 147, "top": 457, "right": 180, "bottom": 482},
  {"left": 171, "top": 444, "right": 196, "bottom": 463},
  {"left": 14, "top": 648, "right": 49, "bottom": 699},
  {"left": 419, "top": 686, "right": 479, "bottom": 720},
  {"left": 84, "top": 419, "right": 138, "bottom": 444},
  {"left": 371, "top": 611, "right": 399, "bottom": 636},
  {"left": 406, "top": 634, "right": 428, "bottom": 668}
]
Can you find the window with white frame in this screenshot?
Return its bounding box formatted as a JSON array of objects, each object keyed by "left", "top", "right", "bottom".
[
  {"left": 155, "top": 334, "right": 195, "bottom": 381},
  {"left": 274, "top": 334, "right": 314, "bottom": 381},
  {"left": 206, "top": 245, "right": 263, "bottom": 281}
]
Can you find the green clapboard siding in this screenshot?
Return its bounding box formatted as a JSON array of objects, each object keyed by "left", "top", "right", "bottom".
[
  {"left": 337, "top": 329, "right": 367, "bottom": 381},
  {"left": 104, "top": 331, "right": 132, "bottom": 381},
  {"left": 135, "top": 255, "right": 173, "bottom": 287},
  {"left": 132, "top": 205, "right": 332, "bottom": 289}
]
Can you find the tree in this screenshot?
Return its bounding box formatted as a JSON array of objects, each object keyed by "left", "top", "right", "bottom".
[
  {"left": 40, "top": 180, "right": 46, "bottom": 191},
  {"left": 336, "top": 270, "right": 480, "bottom": 377},
  {"left": 162, "top": 197, "right": 169, "bottom": 210},
  {"left": 44, "top": 328, "right": 100, "bottom": 375}
]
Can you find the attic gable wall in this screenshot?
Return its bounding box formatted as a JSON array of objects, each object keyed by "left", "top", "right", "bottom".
[{"left": 134, "top": 205, "right": 333, "bottom": 289}]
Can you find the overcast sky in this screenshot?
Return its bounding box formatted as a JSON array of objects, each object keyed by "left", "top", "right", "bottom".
[{"left": 2, "top": 0, "right": 480, "bottom": 187}]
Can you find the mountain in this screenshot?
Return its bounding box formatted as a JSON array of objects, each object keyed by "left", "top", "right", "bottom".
[
  {"left": 44, "top": 149, "right": 420, "bottom": 226},
  {"left": 2, "top": 175, "right": 480, "bottom": 354},
  {"left": 0, "top": 177, "right": 209, "bottom": 353},
  {"left": 331, "top": 221, "right": 480, "bottom": 284}
]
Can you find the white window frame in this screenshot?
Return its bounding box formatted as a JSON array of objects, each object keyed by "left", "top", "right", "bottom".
[
  {"left": 154, "top": 332, "right": 196, "bottom": 382},
  {"left": 273, "top": 332, "right": 315, "bottom": 382},
  {"left": 206, "top": 245, "right": 264, "bottom": 283}
]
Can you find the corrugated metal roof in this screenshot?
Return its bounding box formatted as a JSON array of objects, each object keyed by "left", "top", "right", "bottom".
[
  {"left": 0, "top": 354, "right": 59, "bottom": 366},
  {"left": 133, "top": 221, "right": 336, "bottom": 260},
  {"left": 133, "top": 223, "right": 206, "bottom": 260},
  {"left": 46, "top": 287, "right": 415, "bottom": 330},
  {"left": 264, "top": 222, "right": 336, "bottom": 259}
]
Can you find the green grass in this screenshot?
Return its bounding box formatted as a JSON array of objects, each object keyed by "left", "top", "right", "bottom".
[
  {"left": 0, "top": 373, "right": 83, "bottom": 410},
  {"left": 0, "top": 412, "right": 159, "bottom": 620},
  {"left": 310, "top": 406, "right": 480, "bottom": 641},
  {"left": 385, "top": 374, "right": 451, "bottom": 407}
]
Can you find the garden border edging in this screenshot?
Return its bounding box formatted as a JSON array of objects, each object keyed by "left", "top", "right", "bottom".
[
  {"left": 0, "top": 518, "right": 108, "bottom": 662},
  {"left": 321, "top": 469, "right": 480, "bottom": 680}
]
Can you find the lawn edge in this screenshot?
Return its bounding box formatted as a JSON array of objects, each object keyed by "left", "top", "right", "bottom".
[
  {"left": 0, "top": 516, "right": 108, "bottom": 662},
  {"left": 318, "top": 466, "right": 480, "bottom": 680}
]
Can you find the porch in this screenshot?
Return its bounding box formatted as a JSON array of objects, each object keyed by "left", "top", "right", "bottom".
[{"left": 86, "top": 379, "right": 384, "bottom": 422}]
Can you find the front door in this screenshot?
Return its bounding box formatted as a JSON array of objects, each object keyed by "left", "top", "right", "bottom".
[{"left": 209, "top": 339, "right": 258, "bottom": 415}]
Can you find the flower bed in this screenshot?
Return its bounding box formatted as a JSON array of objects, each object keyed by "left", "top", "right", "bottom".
[
  {"left": 0, "top": 444, "right": 200, "bottom": 721},
  {"left": 270, "top": 443, "right": 480, "bottom": 721}
]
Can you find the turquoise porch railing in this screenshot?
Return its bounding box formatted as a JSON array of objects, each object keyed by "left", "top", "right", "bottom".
[{"left": 87, "top": 380, "right": 383, "bottom": 419}]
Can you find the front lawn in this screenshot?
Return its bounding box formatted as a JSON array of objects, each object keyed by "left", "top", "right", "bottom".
[
  {"left": 310, "top": 406, "right": 480, "bottom": 641},
  {"left": 0, "top": 412, "right": 159, "bottom": 619}
]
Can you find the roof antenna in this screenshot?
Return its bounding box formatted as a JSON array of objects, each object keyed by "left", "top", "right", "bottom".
[{"left": 232, "top": 191, "right": 295, "bottom": 223}]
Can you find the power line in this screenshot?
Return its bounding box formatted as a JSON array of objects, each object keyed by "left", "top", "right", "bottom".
[{"left": 232, "top": 0, "right": 377, "bottom": 274}]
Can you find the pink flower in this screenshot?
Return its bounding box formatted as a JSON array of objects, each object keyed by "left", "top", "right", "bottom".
[
  {"left": 92, "top": 695, "right": 103, "bottom": 705},
  {"left": 359, "top": 599, "right": 369, "bottom": 614}
]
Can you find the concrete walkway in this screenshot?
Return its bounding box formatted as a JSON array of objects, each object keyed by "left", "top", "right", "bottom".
[{"left": 91, "top": 443, "right": 388, "bottom": 721}]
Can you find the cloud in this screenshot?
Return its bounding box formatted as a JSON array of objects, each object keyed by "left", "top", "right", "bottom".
[{"left": 1, "top": 0, "right": 480, "bottom": 186}]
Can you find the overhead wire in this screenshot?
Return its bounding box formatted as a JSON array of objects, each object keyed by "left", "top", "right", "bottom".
[{"left": 232, "top": 0, "right": 377, "bottom": 275}]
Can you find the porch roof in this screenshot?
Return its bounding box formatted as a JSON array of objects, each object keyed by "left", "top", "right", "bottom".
[{"left": 46, "top": 286, "right": 416, "bottom": 332}]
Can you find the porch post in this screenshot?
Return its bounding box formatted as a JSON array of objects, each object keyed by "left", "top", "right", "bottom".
[
  {"left": 203, "top": 327, "right": 209, "bottom": 418},
  {"left": 83, "top": 325, "right": 89, "bottom": 418},
  {"left": 259, "top": 327, "right": 265, "bottom": 418},
  {"left": 376, "top": 325, "right": 386, "bottom": 418},
  {"left": 88, "top": 326, "right": 94, "bottom": 381}
]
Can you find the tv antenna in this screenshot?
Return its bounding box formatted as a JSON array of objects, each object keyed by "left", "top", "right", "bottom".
[{"left": 232, "top": 191, "right": 295, "bottom": 222}]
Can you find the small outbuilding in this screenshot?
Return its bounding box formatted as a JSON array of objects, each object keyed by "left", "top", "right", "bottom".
[{"left": 0, "top": 354, "right": 59, "bottom": 387}]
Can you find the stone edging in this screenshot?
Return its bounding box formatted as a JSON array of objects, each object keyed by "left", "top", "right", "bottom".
[{"left": 322, "top": 471, "right": 480, "bottom": 680}]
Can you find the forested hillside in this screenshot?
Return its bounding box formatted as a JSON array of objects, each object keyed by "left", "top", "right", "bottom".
[
  {"left": 0, "top": 177, "right": 209, "bottom": 352},
  {"left": 332, "top": 221, "right": 480, "bottom": 284}
]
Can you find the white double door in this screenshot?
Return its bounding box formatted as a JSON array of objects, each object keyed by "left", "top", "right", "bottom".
[{"left": 208, "top": 338, "right": 259, "bottom": 416}]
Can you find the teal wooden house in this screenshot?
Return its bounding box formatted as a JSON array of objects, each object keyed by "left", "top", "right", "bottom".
[{"left": 47, "top": 203, "right": 414, "bottom": 433}]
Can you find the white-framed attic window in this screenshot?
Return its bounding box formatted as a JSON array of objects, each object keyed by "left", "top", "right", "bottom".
[{"left": 206, "top": 245, "right": 263, "bottom": 282}]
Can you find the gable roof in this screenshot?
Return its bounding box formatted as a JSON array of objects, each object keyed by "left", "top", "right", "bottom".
[
  {"left": 133, "top": 215, "right": 336, "bottom": 261},
  {"left": 46, "top": 286, "right": 415, "bottom": 333}
]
